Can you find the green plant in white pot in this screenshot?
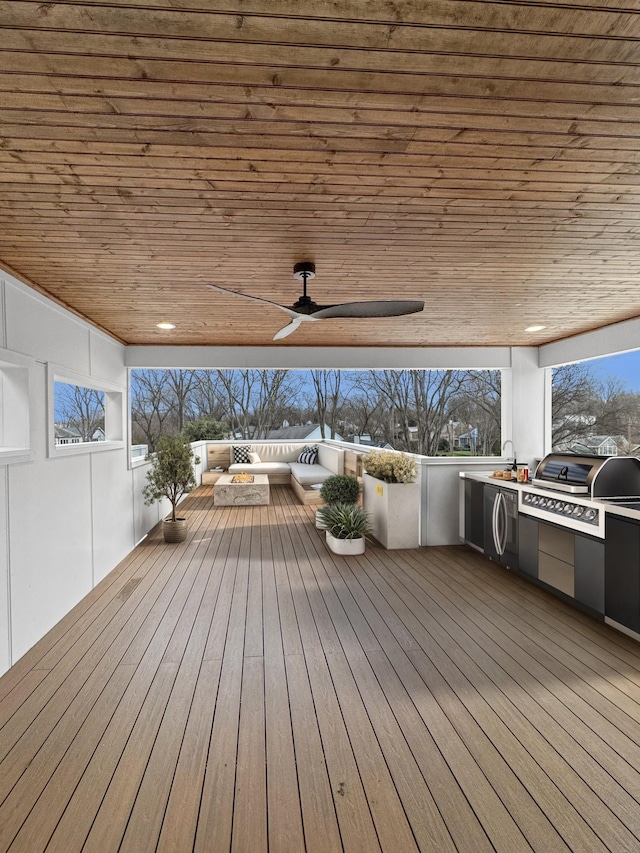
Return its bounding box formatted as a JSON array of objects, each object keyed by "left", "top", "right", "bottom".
[
  {"left": 316, "top": 474, "right": 361, "bottom": 528},
  {"left": 317, "top": 502, "right": 371, "bottom": 555},
  {"left": 143, "top": 434, "right": 200, "bottom": 543},
  {"left": 362, "top": 449, "right": 420, "bottom": 549}
]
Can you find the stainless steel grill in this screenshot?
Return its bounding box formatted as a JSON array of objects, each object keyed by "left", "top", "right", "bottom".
[
  {"left": 532, "top": 452, "right": 640, "bottom": 497},
  {"left": 520, "top": 453, "right": 640, "bottom": 538}
]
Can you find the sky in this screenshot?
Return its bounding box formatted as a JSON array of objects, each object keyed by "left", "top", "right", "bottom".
[{"left": 586, "top": 351, "right": 640, "bottom": 393}]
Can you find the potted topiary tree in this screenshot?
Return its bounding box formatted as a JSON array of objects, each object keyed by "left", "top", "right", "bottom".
[
  {"left": 317, "top": 502, "right": 371, "bottom": 555},
  {"left": 143, "top": 434, "right": 200, "bottom": 543},
  {"left": 362, "top": 449, "right": 420, "bottom": 549},
  {"left": 316, "top": 474, "right": 361, "bottom": 528}
]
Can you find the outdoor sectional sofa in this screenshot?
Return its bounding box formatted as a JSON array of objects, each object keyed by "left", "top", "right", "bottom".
[{"left": 204, "top": 441, "right": 345, "bottom": 504}]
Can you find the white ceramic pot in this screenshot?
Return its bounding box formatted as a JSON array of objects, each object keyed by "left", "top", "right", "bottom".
[
  {"left": 325, "top": 530, "right": 365, "bottom": 555},
  {"left": 362, "top": 474, "right": 420, "bottom": 549}
]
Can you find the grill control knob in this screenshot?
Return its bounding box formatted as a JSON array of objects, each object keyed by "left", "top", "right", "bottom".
[
  {"left": 563, "top": 503, "right": 574, "bottom": 514},
  {"left": 584, "top": 508, "right": 597, "bottom": 521},
  {"left": 524, "top": 493, "right": 533, "bottom": 504},
  {"left": 572, "top": 506, "right": 584, "bottom": 517}
]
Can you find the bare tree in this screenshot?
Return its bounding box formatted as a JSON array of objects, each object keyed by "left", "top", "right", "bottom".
[
  {"left": 448, "top": 371, "right": 502, "bottom": 455},
  {"left": 189, "top": 370, "right": 228, "bottom": 422},
  {"left": 363, "top": 369, "right": 467, "bottom": 454},
  {"left": 55, "top": 382, "right": 104, "bottom": 442},
  {"left": 310, "top": 369, "right": 343, "bottom": 438},
  {"left": 162, "top": 369, "right": 199, "bottom": 433},
  {"left": 130, "top": 369, "right": 175, "bottom": 451},
  {"left": 214, "top": 369, "right": 301, "bottom": 438}
]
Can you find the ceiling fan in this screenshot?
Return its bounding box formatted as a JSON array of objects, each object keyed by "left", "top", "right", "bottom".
[{"left": 207, "top": 262, "right": 425, "bottom": 340}]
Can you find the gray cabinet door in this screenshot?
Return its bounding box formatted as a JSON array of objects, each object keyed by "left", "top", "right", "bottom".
[
  {"left": 518, "top": 515, "right": 538, "bottom": 578},
  {"left": 464, "top": 479, "right": 484, "bottom": 550},
  {"left": 574, "top": 535, "right": 604, "bottom": 613},
  {"left": 605, "top": 516, "right": 640, "bottom": 632}
]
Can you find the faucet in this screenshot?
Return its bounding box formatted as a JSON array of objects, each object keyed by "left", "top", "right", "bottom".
[{"left": 502, "top": 439, "right": 515, "bottom": 461}]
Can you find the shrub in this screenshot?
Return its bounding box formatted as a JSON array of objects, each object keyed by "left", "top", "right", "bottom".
[
  {"left": 182, "top": 417, "right": 228, "bottom": 442},
  {"left": 319, "top": 474, "right": 361, "bottom": 505},
  {"left": 362, "top": 449, "right": 417, "bottom": 483}
]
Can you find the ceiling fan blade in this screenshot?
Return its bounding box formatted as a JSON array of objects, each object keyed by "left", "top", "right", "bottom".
[
  {"left": 311, "top": 300, "right": 424, "bottom": 320},
  {"left": 273, "top": 316, "right": 316, "bottom": 340},
  {"left": 206, "top": 284, "right": 301, "bottom": 319}
]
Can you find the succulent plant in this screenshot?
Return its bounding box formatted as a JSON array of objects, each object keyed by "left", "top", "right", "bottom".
[{"left": 317, "top": 503, "right": 371, "bottom": 540}]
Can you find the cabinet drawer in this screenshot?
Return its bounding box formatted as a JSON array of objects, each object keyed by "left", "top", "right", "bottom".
[
  {"left": 539, "top": 552, "right": 574, "bottom": 597},
  {"left": 539, "top": 523, "right": 574, "bottom": 565}
]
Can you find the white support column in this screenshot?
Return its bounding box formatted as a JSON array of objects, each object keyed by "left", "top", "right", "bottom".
[{"left": 505, "top": 347, "right": 549, "bottom": 468}]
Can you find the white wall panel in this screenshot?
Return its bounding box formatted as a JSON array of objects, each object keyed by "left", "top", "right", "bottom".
[
  {"left": 132, "top": 463, "right": 162, "bottom": 544},
  {"left": 0, "top": 467, "right": 9, "bottom": 673},
  {"left": 422, "top": 460, "right": 496, "bottom": 546},
  {"left": 91, "top": 450, "right": 136, "bottom": 584},
  {"left": 0, "top": 279, "right": 7, "bottom": 350},
  {"left": 9, "top": 454, "right": 93, "bottom": 660},
  {"left": 90, "top": 331, "right": 127, "bottom": 385},
  {"left": 4, "top": 280, "right": 90, "bottom": 371}
]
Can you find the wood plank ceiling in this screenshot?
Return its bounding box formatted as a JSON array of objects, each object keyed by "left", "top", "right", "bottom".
[{"left": 1, "top": 0, "right": 640, "bottom": 348}]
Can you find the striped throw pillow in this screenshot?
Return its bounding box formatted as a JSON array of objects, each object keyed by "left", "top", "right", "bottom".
[{"left": 297, "top": 445, "right": 318, "bottom": 465}]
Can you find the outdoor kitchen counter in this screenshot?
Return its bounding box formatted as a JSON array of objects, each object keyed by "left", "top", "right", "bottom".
[
  {"left": 459, "top": 471, "right": 524, "bottom": 491},
  {"left": 461, "top": 471, "right": 640, "bottom": 518},
  {"left": 461, "top": 470, "right": 640, "bottom": 642},
  {"left": 593, "top": 499, "right": 640, "bottom": 522}
]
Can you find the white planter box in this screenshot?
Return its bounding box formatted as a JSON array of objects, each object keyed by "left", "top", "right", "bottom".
[
  {"left": 325, "top": 530, "right": 365, "bottom": 555},
  {"left": 363, "top": 473, "right": 420, "bottom": 549}
]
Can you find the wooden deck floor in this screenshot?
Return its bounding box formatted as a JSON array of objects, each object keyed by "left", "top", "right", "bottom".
[{"left": 2, "top": 486, "right": 640, "bottom": 852}]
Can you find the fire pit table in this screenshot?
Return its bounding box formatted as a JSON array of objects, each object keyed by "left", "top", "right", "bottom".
[{"left": 214, "top": 473, "right": 270, "bottom": 506}]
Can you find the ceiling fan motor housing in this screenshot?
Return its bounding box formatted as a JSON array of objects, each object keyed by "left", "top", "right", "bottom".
[{"left": 293, "top": 261, "right": 316, "bottom": 280}]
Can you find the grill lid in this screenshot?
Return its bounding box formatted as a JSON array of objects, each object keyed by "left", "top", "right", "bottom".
[{"left": 532, "top": 452, "right": 640, "bottom": 497}]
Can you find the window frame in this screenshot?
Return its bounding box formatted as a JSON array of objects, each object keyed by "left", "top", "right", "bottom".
[
  {"left": 47, "top": 363, "right": 126, "bottom": 458},
  {"left": 0, "top": 347, "right": 35, "bottom": 464}
]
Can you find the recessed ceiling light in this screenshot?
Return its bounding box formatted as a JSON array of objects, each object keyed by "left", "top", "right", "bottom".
[
  {"left": 156, "top": 322, "right": 176, "bottom": 330},
  {"left": 525, "top": 324, "right": 546, "bottom": 333}
]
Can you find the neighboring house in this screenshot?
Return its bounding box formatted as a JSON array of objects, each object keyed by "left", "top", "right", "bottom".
[
  {"left": 561, "top": 435, "right": 627, "bottom": 456},
  {"left": 267, "top": 423, "right": 343, "bottom": 441},
  {"left": 348, "top": 435, "right": 395, "bottom": 449},
  {"left": 54, "top": 424, "right": 82, "bottom": 446},
  {"left": 457, "top": 427, "right": 480, "bottom": 452},
  {"left": 54, "top": 423, "right": 105, "bottom": 446}
]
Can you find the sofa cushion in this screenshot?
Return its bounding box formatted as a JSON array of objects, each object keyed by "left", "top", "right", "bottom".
[
  {"left": 316, "top": 444, "right": 344, "bottom": 475},
  {"left": 297, "top": 445, "right": 318, "bottom": 465},
  {"left": 232, "top": 445, "right": 252, "bottom": 464},
  {"left": 229, "top": 461, "right": 291, "bottom": 476},
  {"left": 289, "top": 462, "right": 334, "bottom": 486},
  {"left": 252, "top": 443, "right": 307, "bottom": 462},
  {"left": 248, "top": 451, "right": 261, "bottom": 463}
]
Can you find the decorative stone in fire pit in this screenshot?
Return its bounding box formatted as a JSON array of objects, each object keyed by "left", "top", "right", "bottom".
[
  {"left": 231, "top": 473, "right": 254, "bottom": 484},
  {"left": 214, "top": 473, "right": 269, "bottom": 506}
]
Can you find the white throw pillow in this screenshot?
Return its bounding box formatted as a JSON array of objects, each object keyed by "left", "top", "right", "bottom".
[{"left": 248, "top": 451, "right": 261, "bottom": 464}]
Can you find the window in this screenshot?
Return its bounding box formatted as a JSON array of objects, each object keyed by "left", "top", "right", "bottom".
[
  {"left": 47, "top": 365, "right": 125, "bottom": 457},
  {"left": 54, "top": 381, "right": 105, "bottom": 446},
  {"left": 0, "top": 347, "right": 34, "bottom": 463},
  {"left": 552, "top": 354, "right": 640, "bottom": 454}
]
